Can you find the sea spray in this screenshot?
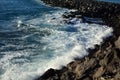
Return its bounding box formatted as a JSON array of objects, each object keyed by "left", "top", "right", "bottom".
[{"left": 0, "top": 1, "right": 113, "bottom": 80}]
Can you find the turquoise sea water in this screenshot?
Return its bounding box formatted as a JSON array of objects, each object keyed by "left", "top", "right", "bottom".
[{"left": 0, "top": 0, "right": 113, "bottom": 80}]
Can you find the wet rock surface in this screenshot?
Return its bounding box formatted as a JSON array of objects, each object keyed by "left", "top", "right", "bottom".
[{"left": 36, "top": 0, "right": 120, "bottom": 80}]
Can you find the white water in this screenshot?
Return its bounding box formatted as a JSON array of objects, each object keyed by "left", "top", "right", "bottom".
[
  {"left": 0, "top": 1, "right": 113, "bottom": 80},
  {"left": 0, "top": 10, "right": 113, "bottom": 80}
]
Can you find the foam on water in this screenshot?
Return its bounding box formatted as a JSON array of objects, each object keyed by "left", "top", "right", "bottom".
[{"left": 0, "top": 9, "right": 113, "bottom": 80}]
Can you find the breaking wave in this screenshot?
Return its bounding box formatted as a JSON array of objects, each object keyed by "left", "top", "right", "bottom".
[{"left": 0, "top": 0, "right": 113, "bottom": 80}]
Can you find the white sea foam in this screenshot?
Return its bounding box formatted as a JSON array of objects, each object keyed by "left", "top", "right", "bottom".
[{"left": 0, "top": 9, "right": 113, "bottom": 80}]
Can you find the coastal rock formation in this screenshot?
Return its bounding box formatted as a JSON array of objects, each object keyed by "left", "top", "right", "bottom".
[
  {"left": 41, "top": 0, "right": 120, "bottom": 36},
  {"left": 36, "top": 35, "right": 120, "bottom": 80},
  {"left": 36, "top": 0, "right": 120, "bottom": 80},
  {"left": 41, "top": 0, "right": 120, "bottom": 17}
]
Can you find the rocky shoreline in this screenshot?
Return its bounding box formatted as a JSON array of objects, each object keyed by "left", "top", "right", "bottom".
[{"left": 36, "top": 0, "right": 120, "bottom": 80}]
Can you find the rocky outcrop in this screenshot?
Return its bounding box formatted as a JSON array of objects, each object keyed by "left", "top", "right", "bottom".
[
  {"left": 41, "top": 0, "right": 120, "bottom": 17},
  {"left": 36, "top": 0, "right": 120, "bottom": 80},
  {"left": 36, "top": 35, "right": 120, "bottom": 80},
  {"left": 41, "top": 0, "right": 120, "bottom": 36}
]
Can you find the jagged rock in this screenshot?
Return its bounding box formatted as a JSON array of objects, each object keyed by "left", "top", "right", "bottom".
[
  {"left": 38, "top": 68, "right": 59, "bottom": 80},
  {"left": 36, "top": 36, "right": 120, "bottom": 80}
]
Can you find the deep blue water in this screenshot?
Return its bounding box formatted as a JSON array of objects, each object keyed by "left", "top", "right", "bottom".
[
  {"left": 98, "top": 0, "right": 120, "bottom": 3},
  {"left": 0, "top": 0, "right": 113, "bottom": 80}
]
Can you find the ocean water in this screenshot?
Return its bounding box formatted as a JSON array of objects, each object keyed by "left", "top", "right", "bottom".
[
  {"left": 0, "top": 0, "right": 113, "bottom": 80},
  {"left": 98, "top": 0, "right": 120, "bottom": 3}
]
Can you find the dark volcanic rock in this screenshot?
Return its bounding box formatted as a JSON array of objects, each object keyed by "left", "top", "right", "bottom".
[
  {"left": 36, "top": 0, "right": 120, "bottom": 80},
  {"left": 41, "top": 0, "right": 120, "bottom": 17}
]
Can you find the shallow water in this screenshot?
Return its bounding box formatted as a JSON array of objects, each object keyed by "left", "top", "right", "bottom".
[{"left": 0, "top": 0, "right": 113, "bottom": 80}]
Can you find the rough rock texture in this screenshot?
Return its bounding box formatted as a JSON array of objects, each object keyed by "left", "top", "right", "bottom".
[
  {"left": 36, "top": 36, "right": 120, "bottom": 80},
  {"left": 36, "top": 0, "right": 120, "bottom": 80},
  {"left": 41, "top": 0, "right": 120, "bottom": 17}
]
